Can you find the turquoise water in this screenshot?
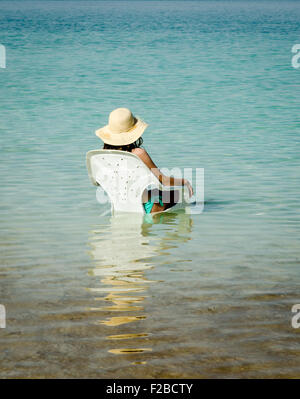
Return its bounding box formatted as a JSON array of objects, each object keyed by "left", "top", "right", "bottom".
[{"left": 0, "top": 0, "right": 300, "bottom": 378}]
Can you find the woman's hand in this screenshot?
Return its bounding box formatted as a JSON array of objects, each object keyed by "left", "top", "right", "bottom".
[{"left": 183, "top": 179, "right": 194, "bottom": 197}]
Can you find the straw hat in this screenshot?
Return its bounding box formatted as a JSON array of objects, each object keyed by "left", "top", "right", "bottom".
[{"left": 95, "top": 108, "right": 148, "bottom": 145}]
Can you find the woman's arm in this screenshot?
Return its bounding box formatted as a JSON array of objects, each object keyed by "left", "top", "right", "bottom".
[{"left": 132, "top": 148, "right": 194, "bottom": 197}]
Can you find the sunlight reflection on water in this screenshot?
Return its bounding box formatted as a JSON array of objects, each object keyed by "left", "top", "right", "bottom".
[{"left": 88, "top": 212, "right": 192, "bottom": 355}]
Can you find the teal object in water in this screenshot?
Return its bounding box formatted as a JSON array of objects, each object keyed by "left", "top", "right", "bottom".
[{"left": 143, "top": 195, "right": 164, "bottom": 214}]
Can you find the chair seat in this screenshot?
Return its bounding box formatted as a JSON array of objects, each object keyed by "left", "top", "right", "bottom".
[{"left": 86, "top": 149, "right": 190, "bottom": 215}]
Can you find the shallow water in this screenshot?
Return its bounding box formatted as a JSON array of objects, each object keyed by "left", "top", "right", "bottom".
[{"left": 1, "top": 0, "right": 300, "bottom": 378}]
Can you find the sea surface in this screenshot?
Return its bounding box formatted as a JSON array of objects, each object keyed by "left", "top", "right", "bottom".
[{"left": 0, "top": 0, "right": 300, "bottom": 378}]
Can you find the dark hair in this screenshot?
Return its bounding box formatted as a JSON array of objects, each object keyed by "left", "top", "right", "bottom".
[{"left": 103, "top": 137, "right": 143, "bottom": 152}]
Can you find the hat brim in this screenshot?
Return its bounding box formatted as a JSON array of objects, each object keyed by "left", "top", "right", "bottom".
[{"left": 95, "top": 118, "right": 148, "bottom": 146}]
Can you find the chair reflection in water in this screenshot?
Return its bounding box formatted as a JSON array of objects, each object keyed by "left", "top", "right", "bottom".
[
  {"left": 88, "top": 212, "right": 193, "bottom": 355},
  {"left": 86, "top": 149, "right": 191, "bottom": 215}
]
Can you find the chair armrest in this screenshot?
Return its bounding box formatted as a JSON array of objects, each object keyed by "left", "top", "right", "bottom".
[
  {"left": 157, "top": 183, "right": 190, "bottom": 203},
  {"left": 158, "top": 184, "right": 183, "bottom": 191}
]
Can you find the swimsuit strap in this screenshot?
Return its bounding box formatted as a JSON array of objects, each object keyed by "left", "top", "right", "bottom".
[{"left": 143, "top": 195, "right": 164, "bottom": 214}]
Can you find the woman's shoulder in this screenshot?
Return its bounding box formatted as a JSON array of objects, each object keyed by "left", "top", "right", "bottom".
[
  {"left": 131, "top": 147, "right": 147, "bottom": 157},
  {"left": 131, "top": 147, "right": 158, "bottom": 170}
]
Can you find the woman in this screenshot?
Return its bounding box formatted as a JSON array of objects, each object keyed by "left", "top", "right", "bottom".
[{"left": 95, "top": 108, "right": 193, "bottom": 214}]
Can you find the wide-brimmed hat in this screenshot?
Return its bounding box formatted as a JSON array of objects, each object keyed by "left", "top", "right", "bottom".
[{"left": 95, "top": 108, "right": 148, "bottom": 146}]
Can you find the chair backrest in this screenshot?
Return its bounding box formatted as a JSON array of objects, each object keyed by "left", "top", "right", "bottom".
[{"left": 86, "top": 150, "right": 160, "bottom": 213}]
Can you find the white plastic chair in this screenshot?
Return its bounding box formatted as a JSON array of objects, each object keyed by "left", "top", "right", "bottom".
[{"left": 86, "top": 149, "right": 190, "bottom": 215}]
